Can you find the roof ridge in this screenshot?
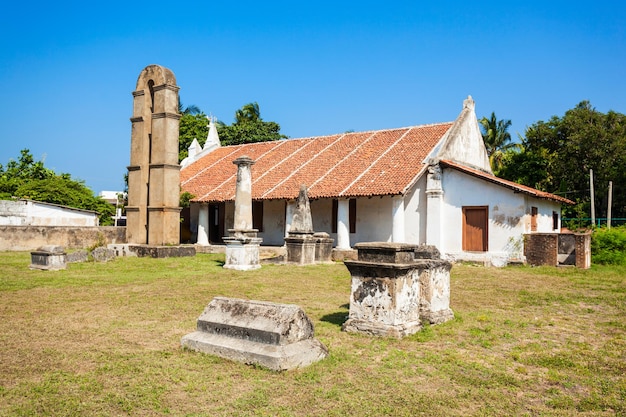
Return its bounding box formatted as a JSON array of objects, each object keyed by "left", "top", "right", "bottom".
[
  {"left": 261, "top": 133, "right": 348, "bottom": 198},
  {"left": 339, "top": 128, "right": 412, "bottom": 196}
]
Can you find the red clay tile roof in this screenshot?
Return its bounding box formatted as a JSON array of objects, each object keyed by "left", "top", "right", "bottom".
[
  {"left": 439, "top": 159, "right": 575, "bottom": 205},
  {"left": 181, "top": 123, "right": 453, "bottom": 202}
]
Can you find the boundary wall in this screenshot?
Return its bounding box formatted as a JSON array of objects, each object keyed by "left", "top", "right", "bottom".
[{"left": 0, "top": 226, "right": 126, "bottom": 251}]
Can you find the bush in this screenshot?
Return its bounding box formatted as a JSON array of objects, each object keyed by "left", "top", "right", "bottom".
[{"left": 592, "top": 226, "right": 626, "bottom": 265}]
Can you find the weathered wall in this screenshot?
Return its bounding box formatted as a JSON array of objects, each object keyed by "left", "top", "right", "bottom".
[
  {"left": 404, "top": 174, "right": 427, "bottom": 245},
  {"left": 0, "top": 226, "right": 126, "bottom": 251},
  {"left": 0, "top": 200, "right": 99, "bottom": 227},
  {"left": 442, "top": 169, "right": 561, "bottom": 262},
  {"left": 524, "top": 233, "right": 558, "bottom": 266},
  {"left": 258, "top": 199, "right": 286, "bottom": 245}
]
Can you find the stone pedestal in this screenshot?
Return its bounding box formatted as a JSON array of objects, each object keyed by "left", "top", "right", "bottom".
[
  {"left": 342, "top": 242, "right": 453, "bottom": 338},
  {"left": 181, "top": 297, "right": 328, "bottom": 371},
  {"left": 314, "top": 232, "right": 334, "bottom": 262},
  {"left": 30, "top": 245, "right": 67, "bottom": 270},
  {"left": 285, "top": 232, "right": 316, "bottom": 264},
  {"left": 224, "top": 230, "right": 262, "bottom": 270}
]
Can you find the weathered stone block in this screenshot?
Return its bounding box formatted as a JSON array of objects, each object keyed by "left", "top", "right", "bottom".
[
  {"left": 285, "top": 235, "right": 316, "bottom": 265},
  {"left": 129, "top": 244, "right": 196, "bottom": 258},
  {"left": 314, "top": 232, "right": 334, "bottom": 263},
  {"left": 91, "top": 247, "right": 117, "bottom": 262},
  {"left": 30, "top": 245, "right": 67, "bottom": 270},
  {"left": 181, "top": 297, "right": 328, "bottom": 371},
  {"left": 66, "top": 250, "right": 89, "bottom": 263},
  {"left": 223, "top": 234, "right": 262, "bottom": 270},
  {"left": 355, "top": 242, "right": 417, "bottom": 264},
  {"left": 342, "top": 242, "right": 453, "bottom": 338}
]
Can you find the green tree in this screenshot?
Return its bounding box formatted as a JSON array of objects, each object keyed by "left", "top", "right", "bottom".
[
  {"left": 479, "top": 112, "right": 516, "bottom": 174},
  {"left": 218, "top": 102, "right": 287, "bottom": 146},
  {"left": 0, "top": 149, "right": 115, "bottom": 225},
  {"left": 179, "top": 113, "right": 209, "bottom": 162},
  {"left": 498, "top": 101, "right": 626, "bottom": 219}
]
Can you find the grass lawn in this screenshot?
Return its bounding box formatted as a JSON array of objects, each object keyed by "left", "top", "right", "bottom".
[{"left": 0, "top": 252, "right": 624, "bottom": 416}]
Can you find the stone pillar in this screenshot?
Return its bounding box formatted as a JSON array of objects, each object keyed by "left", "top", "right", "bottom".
[
  {"left": 425, "top": 161, "right": 444, "bottom": 252},
  {"left": 197, "top": 203, "right": 209, "bottom": 246},
  {"left": 391, "top": 195, "right": 405, "bottom": 243},
  {"left": 127, "top": 64, "right": 181, "bottom": 246},
  {"left": 223, "top": 156, "right": 262, "bottom": 270},
  {"left": 233, "top": 156, "right": 254, "bottom": 232},
  {"left": 336, "top": 199, "right": 350, "bottom": 249}
]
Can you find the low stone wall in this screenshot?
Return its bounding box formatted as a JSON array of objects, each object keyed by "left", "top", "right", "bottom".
[{"left": 0, "top": 226, "right": 127, "bottom": 251}]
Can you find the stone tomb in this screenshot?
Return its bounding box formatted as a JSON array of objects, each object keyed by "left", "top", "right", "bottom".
[
  {"left": 342, "top": 242, "right": 453, "bottom": 338},
  {"left": 181, "top": 297, "right": 328, "bottom": 371},
  {"left": 30, "top": 245, "right": 67, "bottom": 270},
  {"left": 285, "top": 185, "right": 334, "bottom": 264}
]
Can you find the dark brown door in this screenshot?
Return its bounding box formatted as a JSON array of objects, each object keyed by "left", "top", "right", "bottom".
[{"left": 463, "top": 206, "right": 488, "bottom": 251}]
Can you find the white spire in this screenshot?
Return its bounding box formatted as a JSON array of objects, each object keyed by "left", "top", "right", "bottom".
[{"left": 204, "top": 115, "right": 221, "bottom": 152}]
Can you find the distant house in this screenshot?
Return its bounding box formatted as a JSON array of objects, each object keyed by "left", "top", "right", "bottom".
[
  {"left": 180, "top": 97, "right": 573, "bottom": 264},
  {"left": 0, "top": 199, "right": 100, "bottom": 227},
  {"left": 98, "top": 191, "right": 126, "bottom": 226}
]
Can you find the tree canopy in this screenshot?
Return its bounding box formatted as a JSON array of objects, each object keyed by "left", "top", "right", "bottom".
[
  {"left": 479, "top": 112, "right": 517, "bottom": 175},
  {"left": 178, "top": 102, "right": 287, "bottom": 162},
  {"left": 217, "top": 102, "right": 287, "bottom": 146},
  {"left": 497, "top": 101, "right": 626, "bottom": 220},
  {"left": 0, "top": 149, "right": 115, "bottom": 225}
]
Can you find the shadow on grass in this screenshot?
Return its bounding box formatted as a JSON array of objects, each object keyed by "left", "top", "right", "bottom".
[{"left": 320, "top": 304, "right": 350, "bottom": 327}]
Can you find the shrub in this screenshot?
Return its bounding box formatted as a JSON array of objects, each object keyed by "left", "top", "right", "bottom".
[{"left": 592, "top": 226, "right": 626, "bottom": 265}]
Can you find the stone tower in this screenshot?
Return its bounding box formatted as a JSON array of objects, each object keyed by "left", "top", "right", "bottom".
[{"left": 126, "top": 65, "right": 181, "bottom": 245}]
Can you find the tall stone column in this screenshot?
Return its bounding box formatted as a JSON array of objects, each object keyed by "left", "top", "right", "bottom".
[
  {"left": 336, "top": 199, "right": 350, "bottom": 249},
  {"left": 223, "top": 156, "right": 262, "bottom": 270},
  {"left": 127, "top": 64, "right": 181, "bottom": 246},
  {"left": 391, "top": 195, "right": 405, "bottom": 243},
  {"left": 232, "top": 156, "right": 255, "bottom": 232},
  {"left": 197, "top": 203, "right": 209, "bottom": 246}
]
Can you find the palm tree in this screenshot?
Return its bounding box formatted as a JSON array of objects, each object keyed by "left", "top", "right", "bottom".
[
  {"left": 479, "top": 112, "right": 515, "bottom": 172},
  {"left": 235, "top": 102, "right": 261, "bottom": 123},
  {"left": 178, "top": 99, "right": 202, "bottom": 115}
]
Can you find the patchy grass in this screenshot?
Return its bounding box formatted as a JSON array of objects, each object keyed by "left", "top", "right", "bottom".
[{"left": 0, "top": 252, "right": 624, "bottom": 416}]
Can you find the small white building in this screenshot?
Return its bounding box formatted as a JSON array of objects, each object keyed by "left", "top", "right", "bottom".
[
  {"left": 0, "top": 199, "right": 100, "bottom": 227},
  {"left": 180, "top": 97, "right": 573, "bottom": 264}
]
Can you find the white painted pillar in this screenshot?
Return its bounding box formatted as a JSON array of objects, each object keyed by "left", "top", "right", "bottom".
[
  {"left": 391, "top": 195, "right": 405, "bottom": 243},
  {"left": 336, "top": 199, "right": 351, "bottom": 249},
  {"left": 426, "top": 162, "right": 444, "bottom": 251},
  {"left": 285, "top": 201, "right": 295, "bottom": 238},
  {"left": 197, "top": 203, "right": 209, "bottom": 245}
]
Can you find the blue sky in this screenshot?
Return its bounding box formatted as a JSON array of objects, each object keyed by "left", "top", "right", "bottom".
[{"left": 1, "top": 1, "right": 624, "bottom": 194}]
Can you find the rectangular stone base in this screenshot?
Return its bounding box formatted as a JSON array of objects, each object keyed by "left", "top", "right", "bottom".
[
  {"left": 342, "top": 319, "right": 422, "bottom": 338},
  {"left": 224, "top": 236, "right": 262, "bottom": 270},
  {"left": 128, "top": 245, "right": 196, "bottom": 258},
  {"left": 181, "top": 331, "right": 328, "bottom": 371}
]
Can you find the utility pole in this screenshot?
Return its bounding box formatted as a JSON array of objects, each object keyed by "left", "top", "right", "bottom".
[
  {"left": 590, "top": 169, "right": 595, "bottom": 227},
  {"left": 606, "top": 181, "right": 613, "bottom": 229}
]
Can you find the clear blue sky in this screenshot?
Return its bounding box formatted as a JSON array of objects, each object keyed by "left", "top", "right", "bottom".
[{"left": 1, "top": 1, "right": 624, "bottom": 194}]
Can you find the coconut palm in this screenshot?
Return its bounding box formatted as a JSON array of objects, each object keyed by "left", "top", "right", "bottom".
[
  {"left": 235, "top": 102, "right": 261, "bottom": 123},
  {"left": 480, "top": 112, "right": 515, "bottom": 172}
]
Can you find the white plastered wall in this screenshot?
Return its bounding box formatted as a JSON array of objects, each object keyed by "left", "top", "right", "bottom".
[
  {"left": 404, "top": 175, "right": 428, "bottom": 245},
  {"left": 441, "top": 169, "right": 562, "bottom": 262},
  {"left": 257, "top": 200, "right": 286, "bottom": 245}
]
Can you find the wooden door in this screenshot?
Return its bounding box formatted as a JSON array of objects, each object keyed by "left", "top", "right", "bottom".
[{"left": 463, "top": 206, "right": 488, "bottom": 252}]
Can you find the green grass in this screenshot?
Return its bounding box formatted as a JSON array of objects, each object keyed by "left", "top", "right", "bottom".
[{"left": 1, "top": 252, "right": 625, "bottom": 416}]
